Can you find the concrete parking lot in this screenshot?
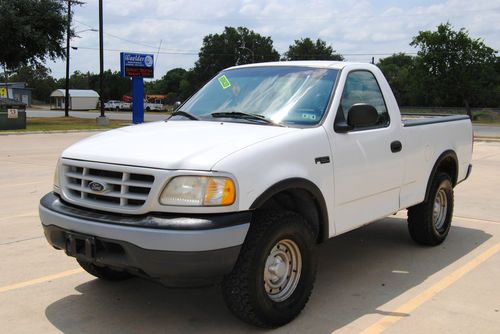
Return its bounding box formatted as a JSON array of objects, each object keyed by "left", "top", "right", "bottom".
[{"left": 0, "top": 132, "right": 499, "bottom": 333}]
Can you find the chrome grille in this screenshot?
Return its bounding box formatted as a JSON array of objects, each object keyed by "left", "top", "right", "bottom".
[{"left": 62, "top": 163, "right": 155, "bottom": 209}]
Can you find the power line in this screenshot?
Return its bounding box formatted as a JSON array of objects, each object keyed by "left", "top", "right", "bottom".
[
  {"left": 71, "top": 45, "right": 419, "bottom": 57},
  {"left": 73, "top": 46, "right": 199, "bottom": 55},
  {"left": 74, "top": 19, "right": 159, "bottom": 50}
]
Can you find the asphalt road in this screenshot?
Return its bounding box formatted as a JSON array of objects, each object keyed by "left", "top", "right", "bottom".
[
  {"left": 473, "top": 125, "right": 500, "bottom": 138},
  {"left": 0, "top": 132, "right": 499, "bottom": 333},
  {"left": 26, "top": 109, "right": 500, "bottom": 137}
]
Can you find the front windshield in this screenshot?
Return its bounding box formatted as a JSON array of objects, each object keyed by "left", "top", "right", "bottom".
[{"left": 180, "top": 66, "right": 338, "bottom": 126}]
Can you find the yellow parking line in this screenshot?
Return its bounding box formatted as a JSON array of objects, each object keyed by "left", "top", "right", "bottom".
[
  {"left": 0, "top": 212, "right": 38, "bottom": 221},
  {"left": 359, "top": 242, "right": 500, "bottom": 334},
  {"left": 0, "top": 268, "right": 84, "bottom": 294}
]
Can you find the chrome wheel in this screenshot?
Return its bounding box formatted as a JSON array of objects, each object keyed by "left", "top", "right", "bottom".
[
  {"left": 263, "top": 239, "right": 302, "bottom": 302},
  {"left": 433, "top": 186, "right": 448, "bottom": 230}
]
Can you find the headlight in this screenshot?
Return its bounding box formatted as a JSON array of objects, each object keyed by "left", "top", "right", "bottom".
[
  {"left": 53, "top": 162, "right": 60, "bottom": 193},
  {"left": 160, "top": 176, "right": 235, "bottom": 206}
]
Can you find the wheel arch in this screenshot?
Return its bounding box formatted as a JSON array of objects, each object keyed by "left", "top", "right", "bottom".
[
  {"left": 250, "top": 178, "right": 329, "bottom": 243},
  {"left": 424, "top": 150, "right": 458, "bottom": 202}
]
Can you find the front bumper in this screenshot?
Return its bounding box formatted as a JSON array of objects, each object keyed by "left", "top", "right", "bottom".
[{"left": 39, "top": 193, "right": 251, "bottom": 286}]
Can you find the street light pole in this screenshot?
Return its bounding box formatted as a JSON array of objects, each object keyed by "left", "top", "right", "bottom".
[
  {"left": 96, "top": 0, "right": 109, "bottom": 125},
  {"left": 64, "top": 0, "right": 71, "bottom": 117},
  {"left": 99, "top": 0, "right": 104, "bottom": 118}
]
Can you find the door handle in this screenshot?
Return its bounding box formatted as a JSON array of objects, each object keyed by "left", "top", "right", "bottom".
[{"left": 391, "top": 140, "right": 402, "bottom": 153}]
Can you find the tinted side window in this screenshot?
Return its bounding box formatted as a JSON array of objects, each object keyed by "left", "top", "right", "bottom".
[{"left": 339, "top": 71, "right": 389, "bottom": 128}]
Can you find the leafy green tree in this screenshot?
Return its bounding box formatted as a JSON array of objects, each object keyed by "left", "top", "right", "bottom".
[
  {"left": 69, "top": 71, "right": 91, "bottom": 89},
  {"left": 9, "top": 64, "right": 57, "bottom": 103},
  {"left": 163, "top": 68, "right": 187, "bottom": 93},
  {"left": 411, "top": 23, "right": 498, "bottom": 116},
  {"left": 193, "top": 26, "right": 280, "bottom": 86},
  {"left": 87, "top": 70, "right": 131, "bottom": 101},
  {"left": 0, "top": 0, "right": 67, "bottom": 69},
  {"left": 283, "top": 38, "right": 344, "bottom": 61},
  {"left": 377, "top": 53, "right": 416, "bottom": 105},
  {"left": 178, "top": 77, "right": 193, "bottom": 100},
  {"left": 145, "top": 68, "right": 188, "bottom": 96}
]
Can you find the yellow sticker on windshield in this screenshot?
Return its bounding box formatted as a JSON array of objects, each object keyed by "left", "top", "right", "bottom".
[{"left": 218, "top": 75, "right": 231, "bottom": 89}]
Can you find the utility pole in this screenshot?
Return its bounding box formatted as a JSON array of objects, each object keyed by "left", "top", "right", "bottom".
[
  {"left": 64, "top": 0, "right": 71, "bottom": 117},
  {"left": 96, "top": 0, "right": 109, "bottom": 125}
]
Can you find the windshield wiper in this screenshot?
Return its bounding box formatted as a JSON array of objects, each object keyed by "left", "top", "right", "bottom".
[
  {"left": 210, "top": 111, "right": 283, "bottom": 126},
  {"left": 169, "top": 110, "right": 199, "bottom": 120}
]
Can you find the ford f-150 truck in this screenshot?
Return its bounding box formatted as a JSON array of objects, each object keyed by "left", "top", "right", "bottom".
[{"left": 39, "top": 61, "right": 472, "bottom": 328}]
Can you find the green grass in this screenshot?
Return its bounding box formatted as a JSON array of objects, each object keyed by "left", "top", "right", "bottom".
[
  {"left": 77, "top": 109, "right": 172, "bottom": 114},
  {"left": 1, "top": 117, "right": 130, "bottom": 132}
]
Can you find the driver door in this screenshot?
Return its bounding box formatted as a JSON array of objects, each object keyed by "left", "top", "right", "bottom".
[{"left": 329, "top": 70, "right": 403, "bottom": 234}]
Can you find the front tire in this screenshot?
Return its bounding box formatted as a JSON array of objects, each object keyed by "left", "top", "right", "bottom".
[
  {"left": 77, "top": 259, "right": 132, "bottom": 281},
  {"left": 222, "top": 211, "right": 317, "bottom": 328},
  {"left": 408, "top": 173, "right": 454, "bottom": 246}
]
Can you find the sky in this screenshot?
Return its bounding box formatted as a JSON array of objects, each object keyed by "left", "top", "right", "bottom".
[{"left": 47, "top": 0, "right": 500, "bottom": 80}]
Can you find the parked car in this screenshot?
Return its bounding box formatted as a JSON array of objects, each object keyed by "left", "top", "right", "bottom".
[{"left": 40, "top": 61, "right": 473, "bottom": 328}]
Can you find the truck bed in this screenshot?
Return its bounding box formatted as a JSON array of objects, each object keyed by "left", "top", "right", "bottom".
[{"left": 401, "top": 114, "right": 470, "bottom": 127}]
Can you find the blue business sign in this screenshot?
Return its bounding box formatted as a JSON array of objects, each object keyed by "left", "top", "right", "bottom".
[{"left": 120, "top": 52, "right": 154, "bottom": 78}]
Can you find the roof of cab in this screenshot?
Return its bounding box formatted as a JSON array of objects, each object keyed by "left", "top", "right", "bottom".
[{"left": 226, "top": 60, "right": 369, "bottom": 71}]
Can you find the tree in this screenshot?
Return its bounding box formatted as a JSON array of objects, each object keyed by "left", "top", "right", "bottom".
[
  {"left": 144, "top": 68, "right": 187, "bottom": 96},
  {"left": 193, "top": 26, "right": 280, "bottom": 86},
  {"left": 68, "top": 70, "right": 91, "bottom": 89},
  {"left": 87, "top": 70, "right": 131, "bottom": 101},
  {"left": 411, "top": 23, "right": 498, "bottom": 117},
  {"left": 283, "top": 38, "right": 344, "bottom": 61},
  {"left": 377, "top": 53, "right": 416, "bottom": 106},
  {"left": 9, "top": 64, "right": 57, "bottom": 103},
  {"left": 0, "top": 0, "right": 67, "bottom": 69}
]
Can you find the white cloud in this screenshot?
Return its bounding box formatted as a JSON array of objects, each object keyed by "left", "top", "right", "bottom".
[{"left": 47, "top": 0, "right": 500, "bottom": 79}]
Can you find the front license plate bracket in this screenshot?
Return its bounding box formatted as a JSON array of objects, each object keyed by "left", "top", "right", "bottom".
[{"left": 65, "top": 233, "right": 96, "bottom": 262}]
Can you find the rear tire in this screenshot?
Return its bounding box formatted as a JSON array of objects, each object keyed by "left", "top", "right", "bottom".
[
  {"left": 77, "top": 259, "right": 132, "bottom": 281},
  {"left": 222, "top": 211, "right": 317, "bottom": 328},
  {"left": 408, "top": 173, "right": 454, "bottom": 246}
]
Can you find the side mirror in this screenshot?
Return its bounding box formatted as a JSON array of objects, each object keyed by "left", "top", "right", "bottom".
[{"left": 347, "top": 103, "right": 379, "bottom": 128}]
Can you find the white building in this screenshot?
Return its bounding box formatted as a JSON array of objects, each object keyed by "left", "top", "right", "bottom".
[{"left": 50, "top": 89, "right": 99, "bottom": 110}]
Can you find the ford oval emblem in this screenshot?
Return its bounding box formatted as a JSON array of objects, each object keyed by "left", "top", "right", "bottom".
[{"left": 88, "top": 181, "right": 106, "bottom": 192}]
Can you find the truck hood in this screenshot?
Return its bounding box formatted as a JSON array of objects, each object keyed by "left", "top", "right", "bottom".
[{"left": 62, "top": 120, "right": 298, "bottom": 170}]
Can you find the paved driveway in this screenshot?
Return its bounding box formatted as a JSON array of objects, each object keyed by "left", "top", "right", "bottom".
[{"left": 0, "top": 133, "right": 499, "bottom": 333}]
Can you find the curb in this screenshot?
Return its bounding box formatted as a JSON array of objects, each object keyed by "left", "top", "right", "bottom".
[{"left": 0, "top": 129, "right": 107, "bottom": 136}]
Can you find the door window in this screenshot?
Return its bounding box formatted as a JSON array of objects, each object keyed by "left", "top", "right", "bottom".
[{"left": 338, "top": 71, "right": 390, "bottom": 128}]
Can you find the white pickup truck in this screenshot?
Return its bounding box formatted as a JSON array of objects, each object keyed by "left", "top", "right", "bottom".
[
  {"left": 104, "top": 100, "right": 131, "bottom": 111},
  {"left": 39, "top": 61, "right": 472, "bottom": 328}
]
